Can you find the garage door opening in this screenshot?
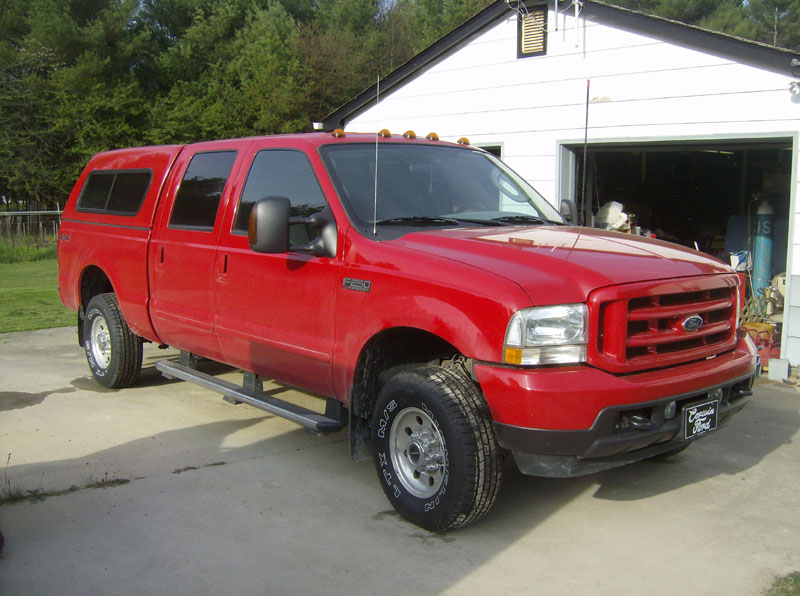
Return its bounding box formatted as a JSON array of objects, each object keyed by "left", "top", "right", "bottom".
[{"left": 568, "top": 140, "right": 792, "bottom": 283}]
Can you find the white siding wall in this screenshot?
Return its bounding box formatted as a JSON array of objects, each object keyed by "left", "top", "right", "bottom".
[
  {"left": 349, "top": 7, "right": 798, "bottom": 197},
  {"left": 346, "top": 6, "right": 800, "bottom": 366}
]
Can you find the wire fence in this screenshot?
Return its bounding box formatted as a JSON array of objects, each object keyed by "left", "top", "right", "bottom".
[{"left": 0, "top": 210, "right": 62, "bottom": 245}]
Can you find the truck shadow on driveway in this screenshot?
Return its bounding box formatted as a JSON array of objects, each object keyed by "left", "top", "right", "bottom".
[
  {"left": 67, "top": 353, "right": 241, "bottom": 392},
  {"left": 137, "top": 352, "right": 238, "bottom": 388}
]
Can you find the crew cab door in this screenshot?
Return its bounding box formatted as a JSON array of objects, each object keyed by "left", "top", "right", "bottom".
[
  {"left": 149, "top": 142, "right": 245, "bottom": 360},
  {"left": 214, "top": 144, "right": 340, "bottom": 396}
]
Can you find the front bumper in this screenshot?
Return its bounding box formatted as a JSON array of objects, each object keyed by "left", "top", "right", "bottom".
[
  {"left": 475, "top": 338, "right": 757, "bottom": 478},
  {"left": 494, "top": 374, "right": 753, "bottom": 477}
]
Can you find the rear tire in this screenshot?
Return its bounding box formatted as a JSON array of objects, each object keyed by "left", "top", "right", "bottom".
[
  {"left": 371, "top": 366, "right": 502, "bottom": 532},
  {"left": 83, "top": 293, "right": 143, "bottom": 388}
]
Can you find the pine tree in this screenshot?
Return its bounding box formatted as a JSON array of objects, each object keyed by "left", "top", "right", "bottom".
[{"left": 746, "top": 0, "right": 800, "bottom": 48}]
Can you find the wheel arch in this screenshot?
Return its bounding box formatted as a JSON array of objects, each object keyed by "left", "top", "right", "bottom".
[
  {"left": 348, "top": 326, "right": 477, "bottom": 461},
  {"left": 80, "top": 265, "right": 115, "bottom": 310},
  {"left": 77, "top": 266, "right": 115, "bottom": 346}
]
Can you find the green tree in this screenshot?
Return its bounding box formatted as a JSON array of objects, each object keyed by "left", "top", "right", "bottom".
[
  {"left": 407, "top": 0, "right": 493, "bottom": 48},
  {"left": 0, "top": 0, "right": 152, "bottom": 208},
  {"left": 222, "top": 2, "right": 305, "bottom": 134},
  {"left": 606, "top": 0, "right": 800, "bottom": 48},
  {"left": 698, "top": 3, "right": 758, "bottom": 41},
  {"left": 746, "top": 0, "right": 800, "bottom": 47},
  {"left": 0, "top": 47, "right": 66, "bottom": 208}
]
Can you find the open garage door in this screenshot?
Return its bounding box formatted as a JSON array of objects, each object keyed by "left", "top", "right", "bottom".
[{"left": 569, "top": 139, "right": 791, "bottom": 279}]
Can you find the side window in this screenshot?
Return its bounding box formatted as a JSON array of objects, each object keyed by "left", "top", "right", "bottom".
[
  {"left": 233, "top": 150, "right": 328, "bottom": 238},
  {"left": 77, "top": 170, "right": 152, "bottom": 215},
  {"left": 78, "top": 172, "right": 115, "bottom": 210},
  {"left": 169, "top": 151, "right": 237, "bottom": 230}
]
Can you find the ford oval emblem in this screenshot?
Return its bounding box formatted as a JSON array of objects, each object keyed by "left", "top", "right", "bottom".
[{"left": 681, "top": 315, "right": 704, "bottom": 332}]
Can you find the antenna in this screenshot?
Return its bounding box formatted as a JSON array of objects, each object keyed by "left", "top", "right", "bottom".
[
  {"left": 581, "top": 79, "right": 590, "bottom": 226},
  {"left": 504, "top": 0, "right": 530, "bottom": 19},
  {"left": 373, "top": 74, "right": 380, "bottom": 236}
]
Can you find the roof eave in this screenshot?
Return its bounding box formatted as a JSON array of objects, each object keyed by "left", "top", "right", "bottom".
[{"left": 586, "top": 0, "right": 798, "bottom": 76}]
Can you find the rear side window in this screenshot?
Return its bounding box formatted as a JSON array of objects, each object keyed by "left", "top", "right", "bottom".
[
  {"left": 169, "top": 151, "right": 237, "bottom": 230},
  {"left": 77, "top": 170, "right": 152, "bottom": 215}
]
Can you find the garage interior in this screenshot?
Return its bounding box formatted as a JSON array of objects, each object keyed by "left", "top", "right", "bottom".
[{"left": 571, "top": 139, "right": 793, "bottom": 370}]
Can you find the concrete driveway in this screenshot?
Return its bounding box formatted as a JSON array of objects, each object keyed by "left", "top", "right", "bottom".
[{"left": 1, "top": 327, "right": 798, "bottom": 596}]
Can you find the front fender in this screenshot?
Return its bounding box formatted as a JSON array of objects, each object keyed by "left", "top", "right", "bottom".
[{"left": 330, "top": 246, "right": 532, "bottom": 400}]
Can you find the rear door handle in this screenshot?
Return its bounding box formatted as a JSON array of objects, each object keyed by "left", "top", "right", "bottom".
[{"left": 216, "top": 253, "right": 229, "bottom": 282}]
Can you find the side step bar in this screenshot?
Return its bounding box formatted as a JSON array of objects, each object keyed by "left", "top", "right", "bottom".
[{"left": 156, "top": 360, "right": 346, "bottom": 434}]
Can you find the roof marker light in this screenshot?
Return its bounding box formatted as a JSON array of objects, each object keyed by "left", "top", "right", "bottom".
[
  {"left": 457, "top": 137, "right": 470, "bottom": 145},
  {"left": 403, "top": 130, "right": 417, "bottom": 139},
  {"left": 332, "top": 129, "right": 346, "bottom": 138},
  {"left": 426, "top": 132, "right": 440, "bottom": 141},
  {"left": 378, "top": 129, "right": 391, "bottom": 138}
]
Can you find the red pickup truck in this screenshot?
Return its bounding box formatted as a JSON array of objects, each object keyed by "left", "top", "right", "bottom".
[{"left": 58, "top": 131, "right": 757, "bottom": 531}]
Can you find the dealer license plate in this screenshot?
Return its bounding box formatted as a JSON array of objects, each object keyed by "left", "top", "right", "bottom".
[{"left": 683, "top": 399, "right": 719, "bottom": 440}]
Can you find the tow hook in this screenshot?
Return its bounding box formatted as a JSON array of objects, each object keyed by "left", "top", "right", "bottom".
[{"left": 622, "top": 414, "right": 652, "bottom": 431}]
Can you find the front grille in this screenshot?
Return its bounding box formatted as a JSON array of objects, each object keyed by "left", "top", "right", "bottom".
[{"left": 588, "top": 275, "right": 739, "bottom": 374}]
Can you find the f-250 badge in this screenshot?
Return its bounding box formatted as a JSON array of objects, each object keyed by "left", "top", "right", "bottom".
[{"left": 343, "top": 278, "right": 371, "bottom": 293}]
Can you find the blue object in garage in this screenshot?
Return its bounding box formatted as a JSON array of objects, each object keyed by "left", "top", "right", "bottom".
[{"left": 753, "top": 198, "right": 774, "bottom": 294}]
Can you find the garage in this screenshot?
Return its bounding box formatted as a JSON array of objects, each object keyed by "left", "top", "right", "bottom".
[{"left": 570, "top": 139, "right": 791, "bottom": 270}]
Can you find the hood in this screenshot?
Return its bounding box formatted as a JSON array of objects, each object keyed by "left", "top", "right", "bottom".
[{"left": 391, "top": 226, "right": 733, "bottom": 305}]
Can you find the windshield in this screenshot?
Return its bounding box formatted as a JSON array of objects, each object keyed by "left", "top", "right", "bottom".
[{"left": 319, "top": 143, "right": 563, "bottom": 237}]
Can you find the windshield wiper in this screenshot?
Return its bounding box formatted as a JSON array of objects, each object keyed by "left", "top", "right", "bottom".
[
  {"left": 489, "top": 215, "right": 556, "bottom": 225},
  {"left": 375, "top": 216, "right": 463, "bottom": 226}
]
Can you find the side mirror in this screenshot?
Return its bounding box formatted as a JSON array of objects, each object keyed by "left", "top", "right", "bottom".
[
  {"left": 248, "top": 197, "right": 338, "bottom": 258},
  {"left": 248, "top": 197, "right": 290, "bottom": 253},
  {"left": 560, "top": 199, "right": 577, "bottom": 224}
]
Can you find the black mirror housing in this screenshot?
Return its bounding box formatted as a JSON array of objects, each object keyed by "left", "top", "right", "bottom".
[{"left": 249, "top": 197, "right": 290, "bottom": 253}]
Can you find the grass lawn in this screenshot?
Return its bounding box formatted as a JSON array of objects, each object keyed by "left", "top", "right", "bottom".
[
  {"left": 0, "top": 259, "right": 74, "bottom": 333},
  {"left": 768, "top": 572, "right": 800, "bottom": 596}
]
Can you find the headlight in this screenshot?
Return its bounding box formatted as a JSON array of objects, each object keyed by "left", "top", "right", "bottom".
[{"left": 503, "top": 304, "right": 588, "bottom": 365}]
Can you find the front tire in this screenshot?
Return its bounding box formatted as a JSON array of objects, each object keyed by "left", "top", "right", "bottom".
[
  {"left": 83, "top": 293, "right": 143, "bottom": 388},
  {"left": 372, "top": 366, "right": 502, "bottom": 532}
]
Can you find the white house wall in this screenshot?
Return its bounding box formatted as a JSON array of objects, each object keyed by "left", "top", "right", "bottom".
[
  {"left": 348, "top": 7, "right": 798, "bottom": 196},
  {"left": 346, "top": 5, "right": 800, "bottom": 367}
]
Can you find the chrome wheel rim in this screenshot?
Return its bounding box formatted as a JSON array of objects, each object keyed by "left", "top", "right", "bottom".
[
  {"left": 389, "top": 407, "right": 446, "bottom": 498},
  {"left": 90, "top": 315, "right": 112, "bottom": 369}
]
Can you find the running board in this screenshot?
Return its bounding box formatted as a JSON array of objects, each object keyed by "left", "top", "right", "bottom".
[{"left": 156, "top": 360, "right": 346, "bottom": 434}]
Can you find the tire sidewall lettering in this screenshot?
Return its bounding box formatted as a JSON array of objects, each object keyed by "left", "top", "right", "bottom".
[
  {"left": 84, "top": 339, "right": 105, "bottom": 376},
  {"left": 84, "top": 302, "right": 112, "bottom": 379},
  {"left": 378, "top": 451, "right": 405, "bottom": 502},
  {"left": 376, "top": 399, "right": 397, "bottom": 439},
  {"left": 374, "top": 392, "right": 451, "bottom": 516}
]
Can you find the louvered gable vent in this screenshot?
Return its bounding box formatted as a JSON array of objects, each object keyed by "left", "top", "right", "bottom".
[{"left": 518, "top": 5, "right": 547, "bottom": 58}]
